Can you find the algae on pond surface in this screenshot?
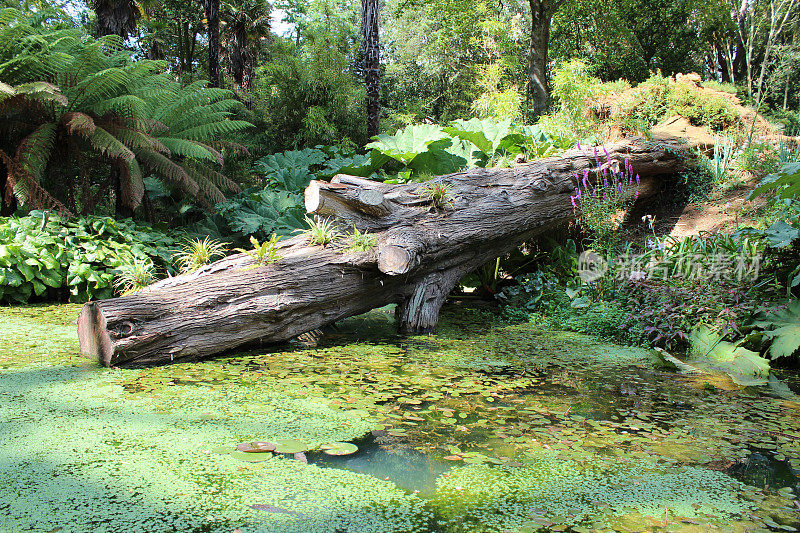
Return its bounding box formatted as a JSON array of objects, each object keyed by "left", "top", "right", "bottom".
[{"left": 0, "top": 304, "right": 799, "bottom": 532}]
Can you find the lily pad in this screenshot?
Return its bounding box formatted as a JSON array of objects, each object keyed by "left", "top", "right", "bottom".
[
  {"left": 237, "top": 441, "right": 276, "bottom": 453},
  {"left": 320, "top": 442, "right": 359, "bottom": 456},
  {"left": 272, "top": 438, "right": 311, "bottom": 454}
]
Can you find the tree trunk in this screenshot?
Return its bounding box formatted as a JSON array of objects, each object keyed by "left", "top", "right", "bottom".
[
  {"left": 78, "top": 138, "right": 691, "bottom": 367},
  {"left": 527, "top": 0, "right": 561, "bottom": 117},
  {"left": 0, "top": 158, "right": 17, "bottom": 216},
  {"left": 205, "top": 0, "right": 222, "bottom": 88},
  {"left": 361, "top": 0, "right": 381, "bottom": 137}
]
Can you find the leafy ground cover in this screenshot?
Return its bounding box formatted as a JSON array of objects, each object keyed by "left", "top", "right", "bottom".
[{"left": 1, "top": 304, "right": 799, "bottom": 532}]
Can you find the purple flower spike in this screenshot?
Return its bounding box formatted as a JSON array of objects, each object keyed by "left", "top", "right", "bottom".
[
  {"left": 570, "top": 195, "right": 577, "bottom": 207},
  {"left": 636, "top": 174, "right": 640, "bottom": 185},
  {"left": 583, "top": 168, "right": 590, "bottom": 180},
  {"left": 618, "top": 183, "right": 623, "bottom": 194},
  {"left": 583, "top": 175, "right": 589, "bottom": 189},
  {"left": 577, "top": 142, "right": 582, "bottom": 150},
  {"left": 603, "top": 146, "right": 610, "bottom": 163}
]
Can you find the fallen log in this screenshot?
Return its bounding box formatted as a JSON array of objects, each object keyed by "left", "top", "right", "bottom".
[{"left": 78, "top": 138, "right": 691, "bottom": 367}]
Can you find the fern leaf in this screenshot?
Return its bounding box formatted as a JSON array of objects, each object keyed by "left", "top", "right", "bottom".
[
  {"left": 186, "top": 161, "right": 242, "bottom": 194},
  {"left": 86, "top": 126, "right": 135, "bottom": 162},
  {"left": 16, "top": 122, "right": 56, "bottom": 181},
  {"left": 137, "top": 149, "right": 199, "bottom": 198},
  {"left": 61, "top": 111, "right": 95, "bottom": 136}
]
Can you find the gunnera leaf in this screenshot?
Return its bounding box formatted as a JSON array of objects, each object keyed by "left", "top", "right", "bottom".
[{"left": 688, "top": 326, "right": 770, "bottom": 386}]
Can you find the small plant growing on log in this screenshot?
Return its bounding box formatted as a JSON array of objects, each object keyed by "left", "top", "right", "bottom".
[
  {"left": 302, "top": 216, "right": 340, "bottom": 246},
  {"left": 174, "top": 237, "right": 227, "bottom": 275},
  {"left": 422, "top": 181, "right": 454, "bottom": 210},
  {"left": 113, "top": 255, "right": 157, "bottom": 296},
  {"left": 345, "top": 226, "right": 377, "bottom": 252},
  {"left": 236, "top": 234, "right": 282, "bottom": 267}
]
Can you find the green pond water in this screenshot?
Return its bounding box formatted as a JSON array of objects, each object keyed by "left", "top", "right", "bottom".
[{"left": 1, "top": 304, "right": 800, "bottom": 533}]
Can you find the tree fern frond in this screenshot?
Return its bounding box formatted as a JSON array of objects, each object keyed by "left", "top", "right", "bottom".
[
  {"left": 89, "top": 94, "right": 147, "bottom": 117},
  {"left": 87, "top": 126, "right": 135, "bottom": 162},
  {"left": 158, "top": 137, "right": 218, "bottom": 162},
  {"left": 185, "top": 166, "right": 226, "bottom": 205},
  {"left": 0, "top": 148, "right": 71, "bottom": 215},
  {"left": 175, "top": 120, "right": 253, "bottom": 141},
  {"left": 61, "top": 111, "right": 96, "bottom": 136},
  {"left": 186, "top": 161, "right": 241, "bottom": 194},
  {"left": 137, "top": 149, "right": 199, "bottom": 198},
  {"left": 16, "top": 121, "right": 56, "bottom": 181},
  {"left": 68, "top": 67, "right": 130, "bottom": 110},
  {"left": 104, "top": 124, "right": 168, "bottom": 154}
]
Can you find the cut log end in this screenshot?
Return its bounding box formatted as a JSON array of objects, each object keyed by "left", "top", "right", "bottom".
[
  {"left": 77, "top": 302, "right": 114, "bottom": 367},
  {"left": 378, "top": 245, "right": 415, "bottom": 275},
  {"left": 304, "top": 180, "right": 323, "bottom": 214}
]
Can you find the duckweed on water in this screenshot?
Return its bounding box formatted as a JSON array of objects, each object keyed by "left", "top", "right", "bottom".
[{"left": 1, "top": 304, "right": 799, "bottom": 532}]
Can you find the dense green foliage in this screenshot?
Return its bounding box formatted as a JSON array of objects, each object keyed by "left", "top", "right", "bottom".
[{"left": 0, "top": 211, "right": 177, "bottom": 303}]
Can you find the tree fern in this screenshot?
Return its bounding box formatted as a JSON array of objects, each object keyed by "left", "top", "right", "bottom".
[{"left": 0, "top": 10, "right": 251, "bottom": 214}]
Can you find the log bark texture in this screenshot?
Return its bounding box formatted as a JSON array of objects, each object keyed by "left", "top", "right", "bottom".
[{"left": 78, "top": 138, "right": 690, "bottom": 367}]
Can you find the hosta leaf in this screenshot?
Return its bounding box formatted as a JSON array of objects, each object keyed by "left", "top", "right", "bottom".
[{"left": 366, "top": 124, "right": 449, "bottom": 166}]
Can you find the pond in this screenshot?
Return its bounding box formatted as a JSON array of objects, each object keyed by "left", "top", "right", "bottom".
[{"left": 1, "top": 303, "right": 799, "bottom": 532}]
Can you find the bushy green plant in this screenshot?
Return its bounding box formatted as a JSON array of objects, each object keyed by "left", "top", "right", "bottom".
[
  {"left": 0, "top": 212, "right": 178, "bottom": 303},
  {"left": 174, "top": 237, "right": 227, "bottom": 275},
  {"left": 236, "top": 234, "right": 282, "bottom": 266},
  {"left": 667, "top": 84, "right": 739, "bottom": 131},
  {"left": 302, "top": 216, "right": 340, "bottom": 246},
  {"left": 736, "top": 140, "right": 780, "bottom": 179},
  {"left": 113, "top": 255, "right": 157, "bottom": 296},
  {"left": 344, "top": 226, "right": 377, "bottom": 252}
]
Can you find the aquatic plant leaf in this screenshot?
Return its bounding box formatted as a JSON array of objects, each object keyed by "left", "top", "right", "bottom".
[
  {"left": 272, "top": 438, "right": 310, "bottom": 454},
  {"left": 236, "top": 441, "right": 276, "bottom": 453},
  {"left": 320, "top": 442, "right": 359, "bottom": 456}
]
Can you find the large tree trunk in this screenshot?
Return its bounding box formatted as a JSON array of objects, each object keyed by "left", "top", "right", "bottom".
[
  {"left": 527, "top": 0, "right": 562, "bottom": 117},
  {"left": 78, "top": 138, "right": 690, "bottom": 367},
  {"left": 361, "top": 0, "right": 381, "bottom": 137},
  {"left": 205, "top": 0, "right": 222, "bottom": 88}
]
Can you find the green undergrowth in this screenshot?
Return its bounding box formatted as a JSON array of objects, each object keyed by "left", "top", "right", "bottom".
[{"left": 0, "top": 304, "right": 799, "bottom": 532}]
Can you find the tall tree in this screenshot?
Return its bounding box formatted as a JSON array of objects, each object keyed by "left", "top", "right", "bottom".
[
  {"left": 205, "top": 0, "right": 222, "bottom": 87},
  {"left": 221, "top": 0, "right": 271, "bottom": 93},
  {"left": 361, "top": 0, "right": 381, "bottom": 137},
  {"left": 528, "top": 0, "right": 566, "bottom": 117}
]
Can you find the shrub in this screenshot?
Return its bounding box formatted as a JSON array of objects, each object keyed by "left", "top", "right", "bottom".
[
  {"left": 736, "top": 140, "right": 780, "bottom": 179},
  {"left": 620, "top": 278, "right": 764, "bottom": 352}
]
